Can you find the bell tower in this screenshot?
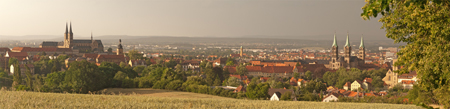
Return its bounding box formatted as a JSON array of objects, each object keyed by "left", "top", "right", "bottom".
[
  {"left": 117, "top": 39, "right": 123, "bottom": 55},
  {"left": 358, "top": 36, "right": 365, "bottom": 65},
  {"left": 344, "top": 32, "right": 351, "bottom": 68}
]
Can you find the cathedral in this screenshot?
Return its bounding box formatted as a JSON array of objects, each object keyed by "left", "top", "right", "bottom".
[
  {"left": 325, "top": 33, "right": 365, "bottom": 70},
  {"left": 40, "top": 22, "right": 104, "bottom": 53}
]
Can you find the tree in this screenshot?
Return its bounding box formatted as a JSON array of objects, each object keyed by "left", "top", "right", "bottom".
[
  {"left": 107, "top": 48, "right": 113, "bottom": 54},
  {"left": 8, "top": 58, "right": 18, "bottom": 67},
  {"left": 304, "top": 71, "right": 312, "bottom": 80},
  {"left": 12, "top": 64, "right": 22, "bottom": 86},
  {"left": 226, "top": 77, "right": 242, "bottom": 87},
  {"left": 280, "top": 92, "right": 292, "bottom": 101},
  {"left": 293, "top": 72, "right": 300, "bottom": 79},
  {"left": 236, "top": 64, "right": 248, "bottom": 76},
  {"left": 323, "top": 71, "right": 337, "bottom": 86},
  {"left": 128, "top": 50, "right": 144, "bottom": 60},
  {"left": 25, "top": 65, "right": 33, "bottom": 89},
  {"left": 63, "top": 61, "right": 104, "bottom": 93},
  {"left": 362, "top": 1, "right": 450, "bottom": 107},
  {"left": 226, "top": 58, "right": 234, "bottom": 66},
  {"left": 295, "top": 62, "right": 300, "bottom": 66}
]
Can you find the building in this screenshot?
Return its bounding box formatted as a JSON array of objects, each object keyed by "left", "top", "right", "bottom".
[
  {"left": 128, "top": 60, "right": 146, "bottom": 67},
  {"left": 322, "top": 93, "right": 341, "bottom": 102},
  {"left": 96, "top": 54, "right": 126, "bottom": 65},
  {"left": 9, "top": 64, "right": 35, "bottom": 76},
  {"left": 270, "top": 92, "right": 282, "bottom": 101},
  {"left": 351, "top": 80, "right": 369, "bottom": 91},
  {"left": 268, "top": 88, "right": 296, "bottom": 101},
  {"left": 40, "top": 22, "right": 104, "bottom": 53},
  {"left": 343, "top": 82, "right": 351, "bottom": 90},
  {"left": 325, "top": 33, "right": 365, "bottom": 70}
]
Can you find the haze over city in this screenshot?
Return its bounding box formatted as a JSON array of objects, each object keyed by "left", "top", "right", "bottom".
[{"left": 0, "top": 0, "right": 388, "bottom": 40}]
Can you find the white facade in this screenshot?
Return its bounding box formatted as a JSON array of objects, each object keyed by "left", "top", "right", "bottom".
[
  {"left": 270, "top": 94, "right": 280, "bottom": 101},
  {"left": 322, "top": 95, "right": 339, "bottom": 102}
]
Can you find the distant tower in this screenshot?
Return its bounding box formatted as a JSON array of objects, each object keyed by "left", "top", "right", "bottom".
[
  {"left": 64, "top": 22, "right": 69, "bottom": 48},
  {"left": 358, "top": 36, "right": 365, "bottom": 64},
  {"left": 240, "top": 46, "right": 243, "bottom": 57},
  {"left": 344, "top": 32, "right": 351, "bottom": 67},
  {"left": 91, "top": 32, "right": 94, "bottom": 42},
  {"left": 117, "top": 39, "right": 123, "bottom": 55},
  {"left": 64, "top": 22, "right": 74, "bottom": 48},
  {"left": 331, "top": 33, "right": 339, "bottom": 60}
]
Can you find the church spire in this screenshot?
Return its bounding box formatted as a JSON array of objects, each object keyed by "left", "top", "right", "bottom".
[
  {"left": 65, "top": 22, "right": 68, "bottom": 34},
  {"left": 359, "top": 35, "right": 364, "bottom": 48},
  {"left": 69, "top": 22, "right": 73, "bottom": 34},
  {"left": 332, "top": 32, "right": 338, "bottom": 47},
  {"left": 91, "top": 31, "right": 93, "bottom": 41},
  {"left": 344, "top": 32, "right": 350, "bottom": 47}
]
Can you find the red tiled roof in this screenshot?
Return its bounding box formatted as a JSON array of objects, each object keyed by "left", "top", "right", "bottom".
[
  {"left": 97, "top": 54, "right": 125, "bottom": 59},
  {"left": 364, "top": 78, "right": 373, "bottom": 84},
  {"left": 12, "top": 47, "right": 72, "bottom": 52},
  {"left": 7, "top": 52, "right": 28, "bottom": 57},
  {"left": 234, "top": 85, "right": 246, "bottom": 93},
  {"left": 83, "top": 53, "right": 98, "bottom": 59},
  {"left": 0, "top": 48, "right": 10, "bottom": 52},
  {"left": 401, "top": 80, "right": 415, "bottom": 85}
]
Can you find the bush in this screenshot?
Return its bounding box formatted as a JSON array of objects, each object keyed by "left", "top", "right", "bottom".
[
  {"left": 165, "top": 80, "right": 183, "bottom": 91},
  {"left": 15, "top": 85, "right": 31, "bottom": 91},
  {"left": 152, "top": 80, "right": 168, "bottom": 89}
]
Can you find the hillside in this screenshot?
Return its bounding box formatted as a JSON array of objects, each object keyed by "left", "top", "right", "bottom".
[
  {"left": 0, "top": 90, "right": 423, "bottom": 109},
  {"left": 104, "top": 88, "right": 233, "bottom": 99}
]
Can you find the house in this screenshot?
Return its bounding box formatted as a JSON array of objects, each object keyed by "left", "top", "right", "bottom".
[
  {"left": 9, "top": 64, "right": 35, "bottom": 76},
  {"left": 289, "top": 77, "right": 297, "bottom": 86},
  {"left": 400, "top": 80, "right": 415, "bottom": 89},
  {"left": 128, "top": 60, "right": 146, "bottom": 67},
  {"left": 297, "top": 79, "right": 308, "bottom": 88},
  {"left": 181, "top": 60, "right": 200, "bottom": 72},
  {"left": 270, "top": 92, "right": 282, "bottom": 101},
  {"left": 351, "top": 80, "right": 369, "bottom": 91},
  {"left": 213, "top": 58, "right": 228, "bottom": 67},
  {"left": 234, "top": 85, "right": 246, "bottom": 93},
  {"left": 322, "top": 93, "right": 341, "bottom": 102},
  {"left": 268, "top": 88, "right": 297, "bottom": 101},
  {"left": 343, "top": 82, "right": 351, "bottom": 90},
  {"left": 5, "top": 51, "right": 29, "bottom": 64},
  {"left": 96, "top": 54, "right": 127, "bottom": 65}
]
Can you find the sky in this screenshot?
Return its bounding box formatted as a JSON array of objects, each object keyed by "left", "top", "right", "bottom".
[{"left": 0, "top": 0, "right": 387, "bottom": 40}]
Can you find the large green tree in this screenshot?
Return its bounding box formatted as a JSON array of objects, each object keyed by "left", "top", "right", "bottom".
[{"left": 362, "top": 0, "right": 450, "bottom": 107}]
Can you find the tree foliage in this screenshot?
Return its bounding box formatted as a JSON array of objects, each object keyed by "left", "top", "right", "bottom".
[{"left": 362, "top": 0, "right": 450, "bottom": 107}]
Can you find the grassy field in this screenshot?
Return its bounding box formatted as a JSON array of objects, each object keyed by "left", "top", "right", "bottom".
[
  {"left": 0, "top": 90, "right": 424, "bottom": 109},
  {"left": 103, "top": 88, "right": 233, "bottom": 99}
]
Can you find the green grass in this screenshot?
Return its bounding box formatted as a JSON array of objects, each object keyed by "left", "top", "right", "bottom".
[{"left": 0, "top": 90, "right": 424, "bottom": 109}]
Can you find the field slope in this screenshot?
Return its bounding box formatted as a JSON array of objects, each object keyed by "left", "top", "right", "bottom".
[
  {"left": 0, "top": 90, "right": 423, "bottom": 109},
  {"left": 103, "top": 88, "right": 233, "bottom": 99}
]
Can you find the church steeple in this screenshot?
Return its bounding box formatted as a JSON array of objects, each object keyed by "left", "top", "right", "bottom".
[
  {"left": 65, "top": 22, "right": 68, "bottom": 34},
  {"left": 69, "top": 22, "right": 73, "bottom": 34},
  {"left": 117, "top": 39, "right": 123, "bottom": 55},
  {"left": 91, "top": 32, "right": 93, "bottom": 41},
  {"left": 332, "top": 33, "right": 338, "bottom": 47},
  {"left": 359, "top": 36, "right": 364, "bottom": 48},
  {"left": 344, "top": 32, "right": 350, "bottom": 47}
]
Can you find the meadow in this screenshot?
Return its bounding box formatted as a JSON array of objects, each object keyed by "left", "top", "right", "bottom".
[{"left": 0, "top": 89, "right": 424, "bottom": 109}]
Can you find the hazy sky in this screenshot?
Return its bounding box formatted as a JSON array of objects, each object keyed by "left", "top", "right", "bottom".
[{"left": 0, "top": 0, "right": 387, "bottom": 39}]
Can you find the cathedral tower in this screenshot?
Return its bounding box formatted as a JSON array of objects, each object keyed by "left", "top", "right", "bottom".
[
  {"left": 240, "top": 46, "right": 243, "bottom": 57},
  {"left": 331, "top": 33, "right": 338, "bottom": 61},
  {"left": 344, "top": 32, "right": 351, "bottom": 65},
  {"left": 117, "top": 39, "right": 123, "bottom": 55},
  {"left": 64, "top": 22, "right": 69, "bottom": 47},
  {"left": 358, "top": 36, "right": 365, "bottom": 64},
  {"left": 64, "top": 22, "right": 74, "bottom": 48}
]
